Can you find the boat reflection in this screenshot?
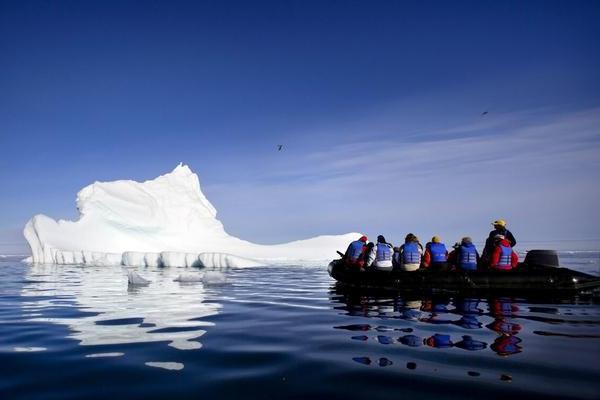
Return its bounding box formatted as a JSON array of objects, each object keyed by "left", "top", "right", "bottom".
[
  {"left": 21, "top": 263, "right": 220, "bottom": 351},
  {"left": 330, "top": 285, "right": 535, "bottom": 357}
]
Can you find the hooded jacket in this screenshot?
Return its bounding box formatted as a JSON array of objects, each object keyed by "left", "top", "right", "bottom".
[{"left": 490, "top": 239, "right": 519, "bottom": 270}]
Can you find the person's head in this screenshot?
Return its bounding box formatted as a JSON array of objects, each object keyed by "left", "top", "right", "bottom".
[
  {"left": 359, "top": 235, "right": 368, "bottom": 243},
  {"left": 461, "top": 236, "right": 473, "bottom": 245},
  {"left": 366, "top": 242, "right": 375, "bottom": 248},
  {"left": 453, "top": 242, "right": 461, "bottom": 249},
  {"left": 431, "top": 235, "right": 441, "bottom": 243},
  {"left": 377, "top": 235, "right": 386, "bottom": 243},
  {"left": 492, "top": 219, "right": 507, "bottom": 229},
  {"left": 494, "top": 234, "right": 505, "bottom": 243},
  {"left": 405, "top": 233, "right": 416, "bottom": 243}
]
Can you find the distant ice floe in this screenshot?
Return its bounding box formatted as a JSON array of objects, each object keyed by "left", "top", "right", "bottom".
[
  {"left": 0, "top": 254, "right": 30, "bottom": 262},
  {"left": 23, "top": 163, "right": 359, "bottom": 267}
]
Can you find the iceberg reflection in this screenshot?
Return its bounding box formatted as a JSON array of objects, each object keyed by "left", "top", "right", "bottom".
[{"left": 21, "top": 264, "right": 220, "bottom": 350}]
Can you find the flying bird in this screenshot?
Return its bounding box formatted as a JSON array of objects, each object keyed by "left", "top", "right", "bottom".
[
  {"left": 277, "top": 145, "right": 283, "bottom": 151},
  {"left": 481, "top": 111, "right": 489, "bottom": 116}
]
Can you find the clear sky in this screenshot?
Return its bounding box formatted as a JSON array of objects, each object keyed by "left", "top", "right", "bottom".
[{"left": 1, "top": 0, "right": 599, "bottom": 254}]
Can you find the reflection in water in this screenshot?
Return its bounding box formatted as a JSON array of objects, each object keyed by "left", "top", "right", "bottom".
[
  {"left": 488, "top": 298, "right": 523, "bottom": 356},
  {"left": 145, "top": 362, "right": 185, "bottom": 370},
  {"left": 3, "top": 262, "right": 599, "bottom": 399},
  {"left": 454, "top": 298, "right": 484, "bottom": 329},
  {"left": 352, "top": 356, "right": 393, "bottom": 367},
  {"left": 399, "top": 334, "right": 421, "bottom": 347},
  {"left": 21, "top": 264, "right": 220, "bottom": 352},
  {"left": 424, "top": 333, "right": 453, "bottom": 348},
  {"left": 455, "top": 335, "right": 487, "bottom": 351},
  {"left": 329, "top": 286, "right": 552, "bottom": 358}
]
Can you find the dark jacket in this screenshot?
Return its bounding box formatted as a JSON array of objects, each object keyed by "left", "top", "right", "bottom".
[
  {"left": 448, "top": 245, "right": 480, "bottom": 268},
  {"left": 482, "top": 228, "right": 516, "bottom": 260}
]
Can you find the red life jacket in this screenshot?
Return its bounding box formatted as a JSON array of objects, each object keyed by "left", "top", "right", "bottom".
[{"left": 496, "top": 245, "right": 512, "bottom": 270}]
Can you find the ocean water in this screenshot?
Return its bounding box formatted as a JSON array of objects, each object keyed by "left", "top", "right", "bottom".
[{"left": 1, "top": 253, "right": 599, "bottom": 400}]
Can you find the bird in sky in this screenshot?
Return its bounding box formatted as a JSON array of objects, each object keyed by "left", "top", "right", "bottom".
[
  {"left": 481, "top": 111, "right": 489, "bottom": 116},
  {"left": 277, "top": 145, "right": 283, "bottom": 151}
]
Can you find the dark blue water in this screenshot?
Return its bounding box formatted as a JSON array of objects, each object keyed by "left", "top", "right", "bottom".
[{"left": 1, "top": 259, "right": 599, "bottom": 400}]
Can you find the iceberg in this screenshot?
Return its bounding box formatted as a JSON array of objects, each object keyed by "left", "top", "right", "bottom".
[
  {"left": 24, "top": 163, "right": 359, "bottom": 266},
  {"left": 201, "top": 271, "right": 227, "bottom": 285},
  {"left": 127, "top": 270, "right": 151, "bottom": 285}
]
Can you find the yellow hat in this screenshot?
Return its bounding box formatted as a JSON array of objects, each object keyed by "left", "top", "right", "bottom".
[
  {"left": 432, "top": 235, "right": 441, "bottom": 243},
  {"left": 492, "top": 219, "right": 506, "bottom": 227}
]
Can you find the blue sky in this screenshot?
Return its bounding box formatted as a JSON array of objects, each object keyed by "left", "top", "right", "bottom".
[{"left": 1, "top": 0, "right": 599, "bottom": 253}]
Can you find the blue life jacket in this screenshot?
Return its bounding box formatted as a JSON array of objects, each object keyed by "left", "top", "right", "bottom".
[
  {"left": 347, "top": 240, "right": 364, "bottom": 262},
  {"left": 458, "top": 244, "right": 478, "bottom": 271},
  {"left": 498, "top": 245, "right": 512, "bottom": 269},
  {"left": 402, "top": 242, "right": 421, "bottom": 264},
  {"left": 429, "top": 242, "right": 447, "bottom": 263},
  {"left": 376, "top": 243, "right": 392, "bottom": 261}
]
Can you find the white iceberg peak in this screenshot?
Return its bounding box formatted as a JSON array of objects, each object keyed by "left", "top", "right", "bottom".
[
  {"left": 172, "top": 162, "right": 189, "bottom": 173},
  {"left": 24, "top": 164, "right": 359, "bottom": 266}
]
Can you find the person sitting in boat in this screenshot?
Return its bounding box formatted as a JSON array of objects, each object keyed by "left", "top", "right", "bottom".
[
  {"left": 489, "top": 235, "right": 519, "bottom": 271},
  {"left": 396, "top": 233, "right": 423, "bottom": 272},
  {"left": 392, "top": 246, "right": 401, "bottom": 269},
  {"left": 448, "top": 237, "right": 480, "bottom": 271},
  {"left": 372, "top": 235, "right": 394, "bottom": 271},
  {"left": 360, "top": 241, "right": 377, "bottom": 269},
  {"left": 482, "top": 219, "right": 517, "bottom": 265},
  {"left": 422, "top": 236, "right": 449, "bottom": 271},
  {"left": 343, "top": 235, "right": 368, "bottom": 268},
  {"left": 446, "top": 242, "right": 460, "bottom": 270}
]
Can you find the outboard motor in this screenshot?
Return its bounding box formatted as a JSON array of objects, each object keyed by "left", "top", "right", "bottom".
[{"left": 524, "top": 250, "right": 560, "bottom": 268}]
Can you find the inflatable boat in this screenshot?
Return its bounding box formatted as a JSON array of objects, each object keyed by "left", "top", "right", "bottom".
[{"left": 328, "top": 250, "right": 600, "bottom": 294}]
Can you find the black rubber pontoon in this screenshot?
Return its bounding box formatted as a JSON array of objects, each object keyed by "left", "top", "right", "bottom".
[{"left": 328, "top": 250, "right": 600, "bottom": 294}]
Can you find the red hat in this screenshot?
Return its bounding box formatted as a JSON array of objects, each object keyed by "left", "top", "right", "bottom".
[{"left": 359, "top": 236, "right": 368, "bottom": 242}]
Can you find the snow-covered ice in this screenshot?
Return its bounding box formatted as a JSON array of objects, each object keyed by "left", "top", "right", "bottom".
[
  {"left": 24, "top": 164, "right": 359, "bottom": 267},
  {"left": 201, "top": 271, "right": 227, "bottom": 285},
  {"left": 145, "top": 362, "right": 185, "bottom": 371},
  {"left": 173, "top": 273, "right": 204, "bottom": 283},
  {"left": 127, "top": 271, "right": 151, "bottom": 285}
]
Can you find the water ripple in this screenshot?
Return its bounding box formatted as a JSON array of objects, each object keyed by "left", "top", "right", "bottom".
[{"left": 1, "top": 262, "right": 599, "bottom": 400}]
